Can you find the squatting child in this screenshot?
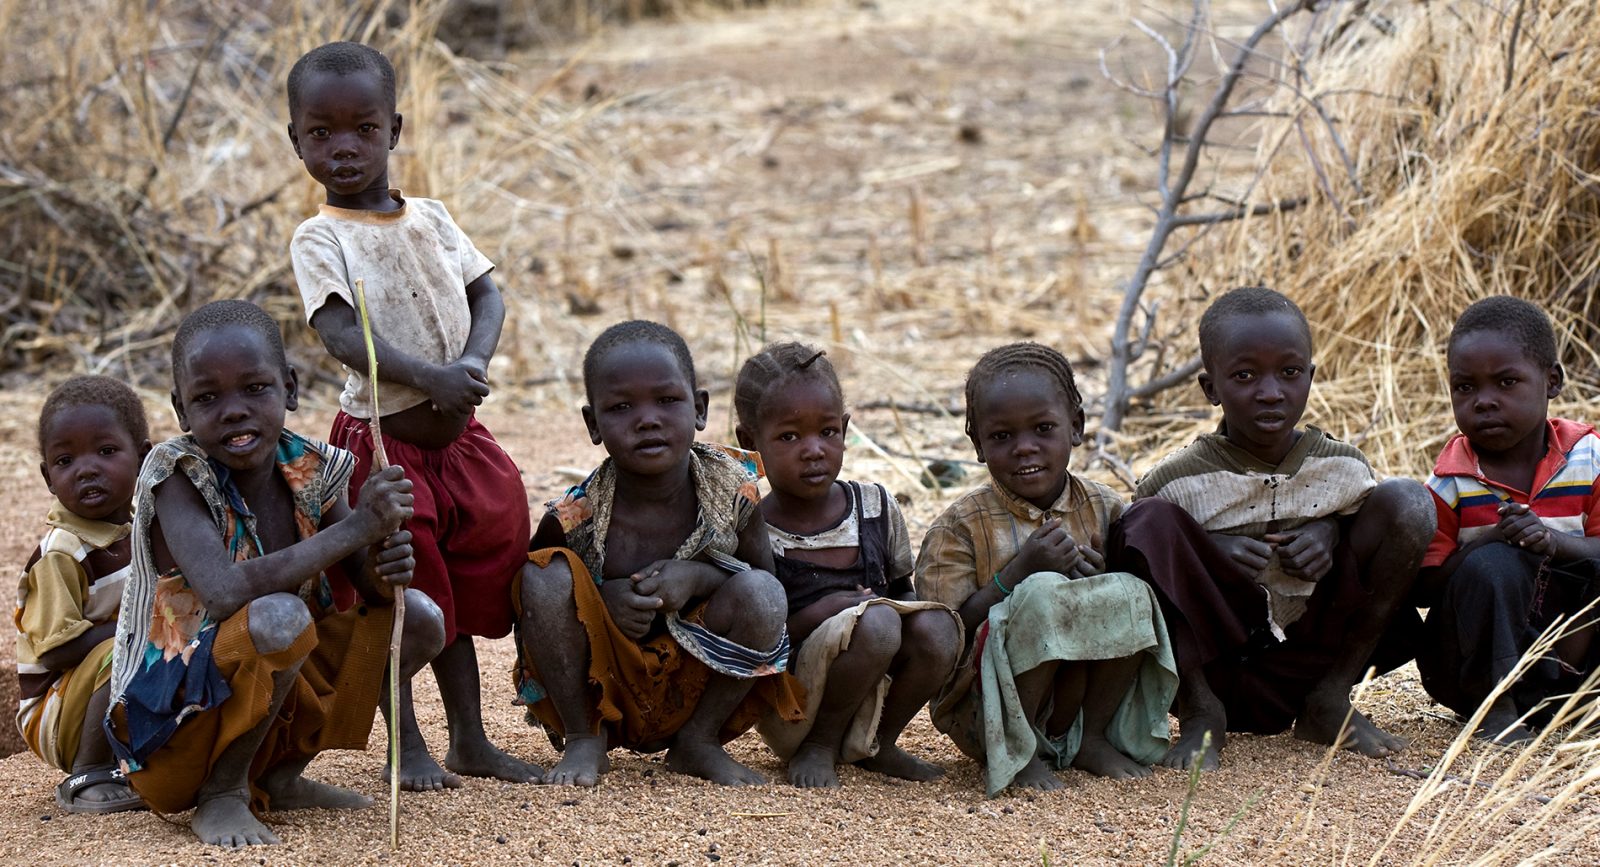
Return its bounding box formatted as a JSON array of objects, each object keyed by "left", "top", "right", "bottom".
[
  {"left": 1110, "top": 286, "right": 1434, "bottom": 770},
  {"left": 18, "top": 376, "right": 151, "bottom": 814},
  {"left": 515, "top": 321, "right": 803, "bottom": 787},
  {"left": 734, "top": 342, "right": 962, "bottom": 788},
  {"left": 1416, "top": 296, "right": 1600, "bottom": 742},
  {"left": 286, "top": 42, "right": 537, "bottom": 789},
  {"left": 105, "top": 300, "right": 445, "bottom": 847},
  {"left": 916, "top": 342, "right": 1177, "bottom": 796}
]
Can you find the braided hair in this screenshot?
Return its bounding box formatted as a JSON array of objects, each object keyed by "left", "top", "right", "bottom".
[
  {"left": 963, "top": 342, "right": 1082, "bottom": 440},
  {"left": 171, "top": 300, "right": 288, "bottom": 387},
  {"left": 734, "top": 342, "right": 843, "bottom": 434},
  {"left": 1448, "top": 296, "right": 1558, "bottom": 369},
  {"left": 287, "top": 42, "right": 397, "bottom": 119},
  {"left": 38, "top": 375, "right": 150, "bottom": 457},
  {"left": 582, "top": 320, "right": 697, "bottom": 400},
  {"left": 1197, "top": 286, "right": 1312, "bottom": 367}
]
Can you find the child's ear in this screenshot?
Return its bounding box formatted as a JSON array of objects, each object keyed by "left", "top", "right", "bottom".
[
  {"left": 969, "top": 435, "right": 986, "bottom": 464},
  {"left": 170, "top": 389, "right": 191, "bottom": 433},
  {"left": 284, "top": 366, "right": 300, "bottom": 412},
  {"left": 693, "top": 388, "right": 710, "bottom": 431},
  {"left": 1070, "top": 405, "right": 1086, "bottom": 446},
  {"left": 581, "top": 405, "right": 602, "bottom": 446},
  {"left": 840, "top": 411, "right": 851, "bottom": 443},
  {"left": 39, "top": 461, "right": 53, "bottom": 493},
  {"left": 1548, "top": 362, "right": 1566, "bottom": 398},
  {"left": 1307, "top": 362, "right": 1318, "bottom": 385},
  {"left": 389, "top": 113, "right": 403, "bottom": 149},
  {"left": 1197, "top": 370, "right": 1220, "bottom": 406},
  {"left": 734, "top": 423, "right": 756, "bottom": 451},
  {"left": 139, "top": 439, "right": 154, "bottom": 460},
  {"left": 286, "top": 123, "right": 303, "bottom": 159}
]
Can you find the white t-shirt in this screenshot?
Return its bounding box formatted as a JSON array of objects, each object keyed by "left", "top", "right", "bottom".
[{"left": 291, "top": 191, "right": 494, "bottom": 418}]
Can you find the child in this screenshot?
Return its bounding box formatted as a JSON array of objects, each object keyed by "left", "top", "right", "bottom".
[
  {"left": 105, "top": 301, "right": 445, "bottom": 847},
  {"left": 514, "top": 320, "right": 803, "bottom": 787},
  {"left": 285, "top": 41, "right": 537, "bottom": 789},
  {"left": 733, "top": 342, "right": 962, "bottom": 788},
  {"left": 1110, "top": 286, "right": 1434, "bottom": 770},
  {"left": 17, "top": 376, "right": 151, "bottom": 814},
  {"left": 1416, "top": 296, "right": 1600, "bottom": 742},
  {"left": 916, "top": 342, "right": 1176, "bottom": 796}
]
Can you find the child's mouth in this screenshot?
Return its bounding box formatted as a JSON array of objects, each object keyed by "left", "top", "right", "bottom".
[
  {"left": 223, "top": 432, "right": 259, "bottom": 454},
  {"left": 77, "top": 486, "right": 107, "bottom": 505}
]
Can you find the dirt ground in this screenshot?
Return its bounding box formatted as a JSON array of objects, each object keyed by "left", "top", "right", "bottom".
[{"left": 2, "top": 0, "right": 1598, "bottom": 863}]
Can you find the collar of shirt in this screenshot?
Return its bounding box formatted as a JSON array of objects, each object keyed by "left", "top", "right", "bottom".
[
  {"left": 1432, "top": 417, "right": 1596, "bottom": 496},
  {"left": 988, "top": 472, "right": 1083, "bottom": 524},
  {"left": 44, "top": 498, "right": 130, "bottom": 550}
]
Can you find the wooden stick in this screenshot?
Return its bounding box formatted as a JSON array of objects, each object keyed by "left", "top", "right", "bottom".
[{"left": 354, "top": 278, "right": 405, "bottom": 850}]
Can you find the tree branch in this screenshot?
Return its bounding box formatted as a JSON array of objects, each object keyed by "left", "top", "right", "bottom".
[{"left": 1170, "top": 196, "right": 1308, "bottom": 227}]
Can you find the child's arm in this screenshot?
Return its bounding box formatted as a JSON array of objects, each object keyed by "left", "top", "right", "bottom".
[
  {"left": 929, "top": 519, "right": 1080, "bottom": 636},
  {"left": 310, "top": 297, "right": 489, "bottom": 418},
  {"left": 324, "top": 496, "right": 417, "bottom": 605},
  {"left": 19, "top": 555, "right": 110, "bottom": 672},
  {"left": 454, "top": 273, "right": 506, "bottom": 388},
  {"left": 151, "top": 465, "right": 413, "bottom": 618},
  {"left": 1264, "top": 518, "right": 1339, "bottom": 582},
  {"left": 1498, "top": 502, "right": 1600, "bottom": 562},
  {"left": 622, "top": 517, "right": 778, "bottom": 631},
  {"left": 1208, "top": 532, "right": 1275, "bottom": 577},
  {"left": 788, "top": 589, "right": 874, "bottom": 643}
]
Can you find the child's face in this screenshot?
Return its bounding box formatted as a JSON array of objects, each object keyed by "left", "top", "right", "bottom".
[
  {"left": 970, "top": 368, "right": 1083, "bottom": 510},
  {"left": 583, "top": 341, "right": 709, "bottom": 478},
  {"left": 39, "top": 404, "right": 147, "bottom": 524},
  {"left": 1447, "top": 329, "right": 1561, "bottom": 457},
  {"left": 739, "top": 379, "right": 849, "bottom": 504},
  {"left": 1199, "top": 311, "right": 1314, "bottom": 464},
  {"left": 171, "top": 325, "right": 298, "bottom": 476},
  {"left": 287, "top": 69, "right": 401, "bottom": 205}
]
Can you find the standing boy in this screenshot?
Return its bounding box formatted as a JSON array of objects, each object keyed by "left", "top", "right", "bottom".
[{"left": 286, "top": 41, "right": 538, "bottom": 789}]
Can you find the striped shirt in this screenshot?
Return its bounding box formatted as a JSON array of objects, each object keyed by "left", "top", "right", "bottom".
[{"left": 1423, "top": 418, "right": 1600, "bottom": 568}]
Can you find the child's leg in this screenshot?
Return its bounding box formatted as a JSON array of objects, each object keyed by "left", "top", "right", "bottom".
[
  {"left": 191, "top": 594, "right": 313, "bottom": 848},
  {"left": 789, "top": 603, "right": 901, "bottom": 788},
  {"left": 431, "top": 636, "right": 542, "bottom": 783},
  {"left": 665, "top": 569, "right": 787, "bottom": 786},
  {"left": 278, "top": 589, "right": 447, "bottom": 808},
  {"left": 1010, "top": 661, "right": 1067, "bottom": 790},
  {"left": 518, "top": 557, "right": 611, "bottom": 787},
  {"left": 1293, "top": 478, "right": 1432, "bottom": 756},
  {"left": 856, "top": 609, "right": 959, "bottom": 781},
  {"left": 1069, "top": 655, "right": 1153, "bottom": 779}
]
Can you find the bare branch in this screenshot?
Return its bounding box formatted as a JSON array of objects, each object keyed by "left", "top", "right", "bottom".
[
  {"left": 1132, "top": 355, "right": 1204, "bottom": 400},
  {"left": 1171, "top": 196, "right": 1308, "bottom": 227}
]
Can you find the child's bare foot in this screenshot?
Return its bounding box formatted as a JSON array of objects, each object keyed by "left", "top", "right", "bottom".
[
  {"left": 1011, "top": 755, "right": 1066, "bottom": 791},
  {"left": 1294, "top": 692, "right": 1405, "bottom": 757},
  {"left": 1072, "top": 737, "right": 1153, "bottom": 779},
  {"left": 383, "top": 745, "right": 464, "bottom": 792},
  {"left": 787, "top": 742, "right": 840, "bottom": 788},
  {"left": 192, "top": 794, "right": 280, "bottom": 848},
  {"left": 543, "top": 736, "right": 611, "bottom": 787},
  {"left": 666, "top": 738, "right": 767, "bottom": 786},
  {"left": 1162, "top": 716, "right": 1224, "bottom": 771},
  {"left": 260, "top": 773, "right": 372, "bottom": 811},
  {"left": 445, "top": 738, "right": 543, "bottom": 784},
  {"left": 855, "top": 744, "right": 945, "bottom": 782}
]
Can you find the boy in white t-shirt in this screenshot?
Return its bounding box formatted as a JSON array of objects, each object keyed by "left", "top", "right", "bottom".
[{"left": 286, "top": 41, "right": 540, "bottom": 790}]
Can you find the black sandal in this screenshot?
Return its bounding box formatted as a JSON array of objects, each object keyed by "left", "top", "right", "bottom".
[{"left": 54, "top": 766, "right": 145, "bottom": 815}]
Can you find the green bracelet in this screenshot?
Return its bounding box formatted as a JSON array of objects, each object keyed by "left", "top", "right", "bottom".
[{"left": 992, "top": 572, "right": 1013, "bottom": 596}]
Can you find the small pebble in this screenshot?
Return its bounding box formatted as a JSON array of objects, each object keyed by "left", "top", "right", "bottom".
[
  {"left": 497, "top": 835, "right": 508, "bottom": 845},
  {"left": 39, "top": 815, "right": 50, "bottom": 822},
  {"left": 562, "top": 798, "right": 580, "bottom": 807},
  {"left": 697, "top": 828, "right": 707, "bottom": 836}
]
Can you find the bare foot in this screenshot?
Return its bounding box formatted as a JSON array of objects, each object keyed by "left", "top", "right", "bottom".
[
  {"left": 382, "top": 745, "right": 464, "bottom": 792},
  {"left": 1162, "top": 716, "right": 1224, "bottom": 771},
  {"left": 192, "top": 794, "right": 280, "bottom": 848},
  {"left": 1294, "top": 692, "right": 1406, "bottom": 757},
  {"left": 787, "top": 742, "right": 840, "bottom": 788},
  {"left": 542, "top": 735, "right": 610, "bottom": 787},
  {"left": 445, "top": 737, "right": 543, "bottom": 784},
  {"left": 1072, "top": 736, "right": 1153, "bottom": 779},
  {"left": 855, "top": 744, "right": 946, "bottom": 782},
  {"left": 261, "top": 774, "right": 372, "bottom": 811},
  {"left": 1011, "top": 755, "right": 1066, "bottom": 791},
  {"left": 665, "top": 738, "right": 767, "bottom": 786}
]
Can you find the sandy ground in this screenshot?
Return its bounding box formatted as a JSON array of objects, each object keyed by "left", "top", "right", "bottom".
[{"left": 3, "top": 0, "right": 1599, "bottom": 863}]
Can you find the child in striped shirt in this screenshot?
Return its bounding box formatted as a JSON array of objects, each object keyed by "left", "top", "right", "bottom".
[{"left": 1417, "top": 296, "right": 1600, "bottom": 742}]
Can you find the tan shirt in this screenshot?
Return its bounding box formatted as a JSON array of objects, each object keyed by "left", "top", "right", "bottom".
[
  {"left": 915, "top": 474, "right": 1126, "bottom": 612},
  {"left": 15, "top": 501, "right": 130, "bottom": 703},
  {"left": 291, "top": 191, "right": 495, "bottom": 418}
]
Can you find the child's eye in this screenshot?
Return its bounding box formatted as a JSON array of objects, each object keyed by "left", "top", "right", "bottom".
[
  {"left": 1231, "top": 371, "right": 1254, "bottom": 382},
  {"left": 359, "top": 123, "right": 378, "bottom": 133},
  {"left": 609, "top": 402, "right": 631, "bottom": 412},
  {"left": 657, "top": 395, "right": 678, "bottom": 405},
  {"left": 193, "top": 392, "right": 215, "bottom": 403},
  {"left": 247, "top": 383, "right": 268, "bottom": 394},
  {"left": 777, "top": 432, "right": 798, "bottom": 442},
  {"left": 1037, "top": 423, "right": 1057, "bottom": 434},
  {"left": 309, "top": 127, "right": 329, "bottom": 139},
  {"left": 1282, "top": 367, "right": 1303, "bottom": 378},
  {"left": 99, "top": 445, "right": 119, "bottom": 456},
  {"left": 989, "top": 431, "right": 1011, "bottom": 442},
  {"left": 821, "top": 427, "right": 840, "bottom": 438},
  {"left": 1500, "top": 377, "right": 1519, "bottom": 388},
  {"left": 53, "top": 455, "right": 72, "bottom": 467}
]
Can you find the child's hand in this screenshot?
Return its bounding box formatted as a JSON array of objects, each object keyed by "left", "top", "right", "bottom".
[
  {"left": 357, "top": 465, "right": 414, "bottom": 538},
  {"left": 600, "top": 578, "right": 662, "bottom": 640},
  {"left": 1211, "top": 533, "right": 1274, "bottom": 577},
  {"left": 630, "top": 560, "right": 709, "bottom": 614},
  {"left": 1069, "top": 534, "right": 1105, "bottom": 579},
  {"left": 1498, "top": 503, "right": 1555, "bottom": 555},
  {"left": 1014, "top": 518, "right": 1082, "bottom": 579},
  {"left": 365, "top": 530, "right": 416, "bottom": 600},
  {"left": 1264, "top": 520, "right": 1337, "bottom": 583},
  {"left": 426, "top": 359, "right": 491, "bottom": 417}
]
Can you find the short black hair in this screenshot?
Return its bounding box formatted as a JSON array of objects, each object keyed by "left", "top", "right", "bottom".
[
  {"left": 1448, "top": 295, "right": 1558, "bottom": 369},
  {"left": 734, "top": 342, "right": 844, "bottom": 433},
  {"left": 171, "top": 300, "right": 288, "bottom": 389},
  {"left": 1198, "top": 286, "right": 1313, "bottom": 367},
  {"left": 38, "top": 375, "right": 150, "bottom": 457},
  {"left": 582, "top": 320, "right": 697, "bottom": 400},
  {"left": 286, "top": 41, "right": 397, "bottom": 120},
  {"left": 964, "top": 342, "right": 1083, "bottom": 441}
]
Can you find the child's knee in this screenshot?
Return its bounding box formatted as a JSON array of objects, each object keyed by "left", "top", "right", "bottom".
[
  {"left": 849, "top": 603, "right": 902, "bottom": 658},
  {"left": 518, "top": 557, "right": 575, "bottom": 617},
  {"left": 901, "top": 610, "right": 960, "bottom": 666},
  {"left": 1455, "top": 543, "right": 1536, "bottom": 593},
  {"left": 246, "top": 593, "right": 313, "bottom": 655},
  {"left": 1365, "top": 478, "right": 1437, "bottom": 542},
  {"left": 401, "top": 588, "right": 447, "bottom": 663},
  {"left": 720, "top": 569, "right": 787, "bottom": 635}
]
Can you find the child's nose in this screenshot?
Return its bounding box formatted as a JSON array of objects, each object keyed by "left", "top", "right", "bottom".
[{"left": 1257, "top": 377, "right": 1285, "bottom": 402}]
